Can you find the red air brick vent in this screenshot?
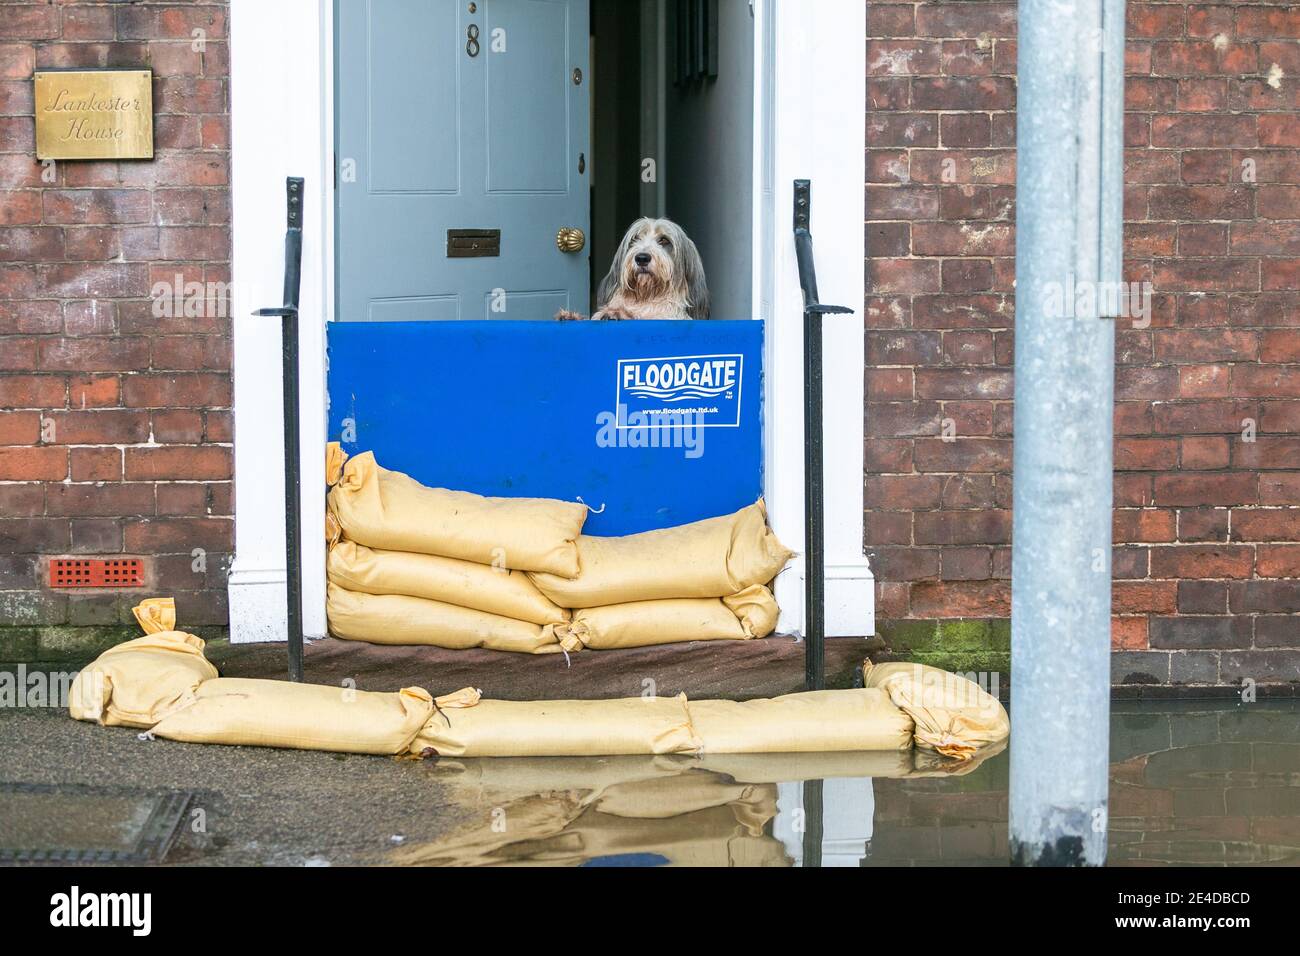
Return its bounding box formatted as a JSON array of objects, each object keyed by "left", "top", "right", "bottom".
[{"left": 49, "top": 558, "right": 146, "bottom": 590}]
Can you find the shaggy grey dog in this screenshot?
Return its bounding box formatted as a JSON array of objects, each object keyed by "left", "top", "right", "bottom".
[{"left": 558, "top": 218, "right": 710, "bottom": 321}]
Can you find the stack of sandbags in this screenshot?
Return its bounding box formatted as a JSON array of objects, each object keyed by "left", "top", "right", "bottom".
[
  {"left": 70, "top": 601, "right": 1011, "bottom": 761},
  {"left": 326, "top": 446, "right": 586, "bottom": 654},
  {"left": 325, "top": 445, "right": 793, "bottom": 653},
  {"left": 534, "top": 502, "right": 792, "bottom": 651}
]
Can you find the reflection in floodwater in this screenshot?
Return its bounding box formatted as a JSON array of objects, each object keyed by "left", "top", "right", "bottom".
[{"left": 392, "top": 701, "right": 1300, "bottom": 867}]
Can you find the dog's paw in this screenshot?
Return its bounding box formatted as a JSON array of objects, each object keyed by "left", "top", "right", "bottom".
[
  {"left": 554, "top": 309, "right": 587, "bottom": 322},
  {"left": 594, "top": 308, "right": 633, "bottom": 322}
]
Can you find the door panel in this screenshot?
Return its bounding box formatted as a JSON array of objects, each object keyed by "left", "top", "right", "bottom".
[{"left": 337, "top": 0, "right": 590, "bottom": 322}]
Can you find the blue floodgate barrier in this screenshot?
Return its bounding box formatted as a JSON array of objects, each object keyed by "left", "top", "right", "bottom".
[{"left": 326, "top": 320, "right": 764, "bottom": 536}]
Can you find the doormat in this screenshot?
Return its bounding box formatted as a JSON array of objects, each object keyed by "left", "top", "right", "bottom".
[{"left": 0, "top": 783, "right": 192, "bottom": 864}]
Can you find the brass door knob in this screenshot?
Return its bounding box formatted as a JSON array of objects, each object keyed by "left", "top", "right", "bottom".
[{"left": 556, "top": 227, "right": 586, "bottom": 253}]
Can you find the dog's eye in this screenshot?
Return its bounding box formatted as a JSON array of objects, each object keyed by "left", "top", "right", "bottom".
[{"left": 657, "top": 237, "right": 673, "bottom": 249}]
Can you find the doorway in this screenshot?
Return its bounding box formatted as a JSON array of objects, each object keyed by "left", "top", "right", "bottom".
[
  {"left": 590, "top": 0, "right": 753, "bottom": 320},
  {"left": 226, "top": 0, "right": 871, "bottom": 644},
  {"left": 334, "top": 0, "right": 755, "bottom": 323}
]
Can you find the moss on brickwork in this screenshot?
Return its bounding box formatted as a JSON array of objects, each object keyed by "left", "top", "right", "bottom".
[
  {"left": 875, "top": 618, "right": 1011, "bottom": 679},
  {"left": 0, "top": 624, "right": 229, "bottom": 667}
]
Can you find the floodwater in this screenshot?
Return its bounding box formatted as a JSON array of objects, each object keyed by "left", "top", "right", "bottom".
[{"left": 394, "top": 700, "right": 1300, "bottom": 866}]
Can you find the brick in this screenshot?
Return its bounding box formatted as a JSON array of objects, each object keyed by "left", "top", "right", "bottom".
[
  {"left": 912, "top": 222, "right": 1014, "bottom": 256},
  {"left": 1260, "top": 115, "right": 1300, "bottom": 149},
  {"left": 864, "top": 511, "right": 912, "bottom": 547},
  {"left": 867, "top": 40, "right": 941, "bottom": 75},
  {"left": 867, "top": 113, "right": 939, "bottom": 149},
  {"left": 68, "top": 520, "right": 122, "bottom": 556},
  {"left": 913, "top": 438, "right": 1011, "bottom": 473},
  {"left": 1111, "top": 617, "right": 1149, "bottom": 651},
  {"left": 43, "top": 409, "right": 148, "bottom": 445},
  {"left": 1154, "top": 473, "right": 1257, "bottom": 506},
  {"left": 914, "top": 3, "right": 1016, "bottom": 39},
  {"left": 1151, "top": 113, "right": 1256, "bottom": 148},
  {"left": 1232, "top": 365, "right": 1300, "bottom": 398},
  {"left": 1259, "top": 474, "right": 1300, "bottom": 505},
  {"left": 1150, "top": 616, "right": 1251, "bottom": 650},
  {"left": 867, "top": 185, "right": 940, "bottom": 219},
  {"left": 68, "top": 375, "right": 119, "bottom": 409},
  {"left": 909, "top": 581, "right": 1010, "bottom": 618},
  {"left": 941, "top": 259, "right": 993, "bottom": 293},
  {"left": 124, "top": 517, "right": 232, "bottom": 554},
  {"left": 1180, "top": 509, "right": 1227, "bottom": 546},
  {"left": 1230, "top": 222, "right": 1300, "bottom": 256},
  {"left": 867, "top": 331, "right": 941, "bottom": 366},
  {"left": 38, "top": 337, "right": 150, "bottom": 373},
  {"left": 1113, "top": 508, "right": 1176, "bottom": 543},
  {"left": 867, "top": 4, "right": 915, "bottom": 37},
  {"left": 867, "top": 401, "right": 943, "bottom": 437},
  {"left": 1114, "top": 580, "right": 1177, "bottom": 614},
  {"left": 914, "top": 510, "right": 1011, "bottom": 546},
  {"left": 1229, "top": 580, "right": 1300, "bottom": 614},
  {"left": 47, "top": 483, "right": 154, "bottom": 518},
  {"left": 940, "top": 547, "right": 991, "bottom": 581},
  {"left": 1116, "top": 438, "right": 1179, "bottom": 472},
  {"left": 0, "top": 375, "right": 64, "bottom": 409},
  {"left": 867, "top": 258, "right": 941, "bottom": 294},
  {"left": 915, "top": 368, "right": 1013, "bottom": 400},
  {"left": 864, "top": 438, "right": 912, "bottom": 471},
  {"left": 1230, "top": 508, "right": 1300, "bottom": 542},
  {"left": 1178, "top": 580, "right": 1229, "bottom": 614},
  {"left": 865, "top": 475, "right": 943, "bottom": 510},
  {"left": 869, "top": 547, "right": 939, "bottom": 581},
  {"left": 1256, "top": 617, "right": 1300, "bottom": 649},
  {"left": 941, "top": 474, "right": 997, "bottom": 509},
  {"left": 1177, "top": 222, "right": 1227, "bottom": 257},
  {"left": 124, "top": 446, "right": 231, "bottom": 481},
  {"left": 1257, "top": 545, "right": 1300, "bottom": 579},
  {"left": 122, "top": 373, "right": 231, "bottom": 408},
  {"left": 0, "top": 446, "right": 65, "bottom": 481},
  {"left": 1234, "top": 437, "right": 1300, "bottom": 470},
  {"left": 69, "top": 447, "right": 122, "bottom": 482},
  {"left": 1181, "top": 436, "right": 1230, "bottom": 470},
  {"left": 1180, "top": 149, "right": 1230, "bottom": 183},
  {"left": 1151, "top": 544, "right": 1255, "bottom": 580}
]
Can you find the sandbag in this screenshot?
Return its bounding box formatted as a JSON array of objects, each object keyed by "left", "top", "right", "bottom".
[
  {"left": 327, "top": 584, "right": 560, "bottom": 654},
  {"left": 529, "top": 501, "right": 792, "bottom": 607},
  {"left": 687, "top": 688, "right": 914, "bottom": 754},
  {"left": 863, "top": 661, "right": 1009, "bottom": 760},
  {"left": 68, "top": 599, "right": 218, "bottom": 729},
  {"left": 149, "top": 678, "right": 436, "bottom": 754},
  {"left": 328, "top": 451, "right": 587, "bottom": 577},
  {"left": 557, "top": 585, "right": 778, "bottom": 651},
  {"left": 328, "top": 540, "right": 568, "bottom": 626},
  {"left": 410, "top": 695, "right": 701, "bottom": 757}
]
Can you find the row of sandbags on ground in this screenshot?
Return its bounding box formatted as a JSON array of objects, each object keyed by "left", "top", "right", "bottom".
[
  {"left": 323, "top": 444, "right": 792, "bottom": 654},
  {"left": 70, "top": 600, "right": 1009, "bottom": 761}
]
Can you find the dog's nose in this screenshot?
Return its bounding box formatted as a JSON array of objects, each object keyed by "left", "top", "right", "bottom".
[{"left": 634, "top": 253, "right": 652, "bottom": 267}]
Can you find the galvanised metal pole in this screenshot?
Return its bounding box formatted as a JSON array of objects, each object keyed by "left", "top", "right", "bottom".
[{"left": 1010, "top": 0, "right": 1124, "bottom": 866}]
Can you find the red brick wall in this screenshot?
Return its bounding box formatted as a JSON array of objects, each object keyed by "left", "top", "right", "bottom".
[
  {"left": 866, "top": 2, "right": 1299, "bottom": 686},
  {"left": 0, "top": 1, "right": 231, "bottom": 658}
]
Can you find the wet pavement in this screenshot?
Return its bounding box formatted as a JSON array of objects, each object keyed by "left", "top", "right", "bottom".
[{"left": 1, "top": 699, "right": 1297, "bottom": 866}]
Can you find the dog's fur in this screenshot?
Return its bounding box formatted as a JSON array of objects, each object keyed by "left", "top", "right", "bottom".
[{"left": 557, "top": 218, "right": 709, "bottom": 321}]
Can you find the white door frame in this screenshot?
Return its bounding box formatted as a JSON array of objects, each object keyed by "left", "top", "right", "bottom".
[{"left": 227, "top": 0, "right": 871, "bottom": 643}]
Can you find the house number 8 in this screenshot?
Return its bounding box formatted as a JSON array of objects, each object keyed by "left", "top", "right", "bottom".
[{"left": 466, "top": 24, "right": 480, "bottom": 57}]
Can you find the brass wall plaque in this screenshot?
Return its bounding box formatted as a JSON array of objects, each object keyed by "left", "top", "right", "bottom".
[{"left": 34, "top": 69, "right": 153, "bottom": 161}]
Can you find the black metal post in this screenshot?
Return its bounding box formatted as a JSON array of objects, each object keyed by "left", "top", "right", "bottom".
[
  {"left": 793, "top": 180, "right": 852, "bottom": 691},
  {"left": 801, "top": 777, "right": 825, "bottom": 868},
  {"left": 255, "top": 178, "right": 306, "bottom": 682}
]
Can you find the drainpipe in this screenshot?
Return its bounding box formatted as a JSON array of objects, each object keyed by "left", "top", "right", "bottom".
[{"left": 1010, "top": 0, "right": 1125, "bottom": 866}]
